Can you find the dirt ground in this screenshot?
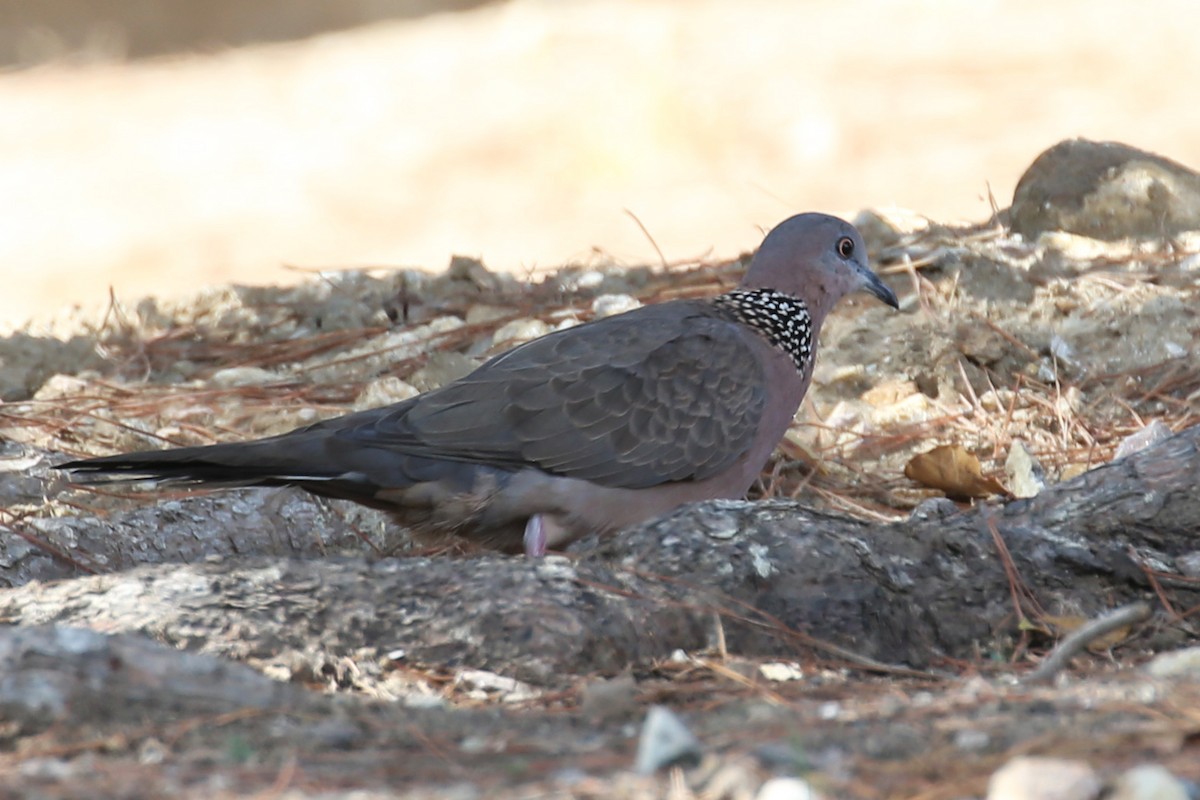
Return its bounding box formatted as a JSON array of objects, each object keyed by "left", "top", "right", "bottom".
[
  {"left": 5, "top": 0, "right": 1200, "bottom": 328},
  {"left": 4, "top": 2, "right": 1200, "bottom": 797},
  {"left": 3, "top": 198, "right": 1200, "bottom": 796}
]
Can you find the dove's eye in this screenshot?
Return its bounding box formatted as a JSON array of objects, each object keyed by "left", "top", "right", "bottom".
[{"left": 837, "top": 237, "right": 855, "bottom": 259}]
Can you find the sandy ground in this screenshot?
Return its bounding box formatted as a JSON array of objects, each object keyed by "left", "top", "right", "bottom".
[{"left": 4, "top": 0, "right": 1200, "bottom": 327}]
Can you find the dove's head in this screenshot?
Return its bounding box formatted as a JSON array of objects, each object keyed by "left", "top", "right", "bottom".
[{"left": 741, "top": 213, "right": 899, "bottom": 318}]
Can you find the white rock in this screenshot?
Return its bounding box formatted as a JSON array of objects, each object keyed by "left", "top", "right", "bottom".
[
  {"left": 759, "top": 662, "right": 805, "bottom": 682},
  {"left": 492, "top": 317, "right": 550, "bottom": 347},
  {"left": 453, "top": 669, "right": 538, "bottom": 703},
  {"left": 591, "top": 293, "right": 641, "bottom": 318},
  {"left": 559, "top": 269, "right": 606, "bottom": 291},
  {"left": 353, "top": 376, "right": 419, "bottom": 411},
  {"left": 869, "top": 392, "right": 938, "bottom": 427},
  {"left": 1006, "top": 440, "right": 1046, "bottom": 499},
  {"left": 756, "top": 776, "right": 820, "bottom": 800},
  {"left": 209, "top": 366, "right": 279, "bottom": 387},
  {"left": 1144, "top": 645, "right": 1200, "bottom": 679},
  {"left": 823, "top": 399, "right": 865, "bottom": 430},
  {"left": 987, "top": 756, "right": 1101, "bottom": 800},
  {"left": 1108, "top": 764, "right": 1189, "bottom": 800},
  {"left": 464, "top": 303, "right": 512, "bottom": 325},
  {"left": 1170, "top": 230, "right": 1200, "bottom": 252},
  {"left": 1040, "top": 231, "right": 1133, "bottom": 261},
  {"left": 31, "top": 373, "right": 90, "bottom": 400}
]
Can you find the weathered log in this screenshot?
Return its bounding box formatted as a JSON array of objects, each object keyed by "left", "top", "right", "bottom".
[{"left": 2, "top": 426, "right": 1197, "bottom": 684}]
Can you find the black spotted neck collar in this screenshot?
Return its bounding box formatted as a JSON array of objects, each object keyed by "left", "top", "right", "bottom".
[{"left": 710, "top": 289, "right": 814, "bottom": 372}]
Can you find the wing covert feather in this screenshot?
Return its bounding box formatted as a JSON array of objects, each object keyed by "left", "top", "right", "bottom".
[{"left": 335, "top": 303, "right": 767, "bottom": 489}]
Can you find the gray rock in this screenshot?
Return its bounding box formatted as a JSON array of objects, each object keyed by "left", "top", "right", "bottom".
[
  {"left": 407, "top": 350, "right": 478, "bottom": 392},
  {"left": 1010, "top": 139, "right": 1200, "bottom": 241},
  {"left": 634, "top": 705, "right": 702, "bottom": 774},
  {"left": 0, "top": 333, "right": 101, "bottom": 401},
  {"left": 579, "top": 673, "right": 638, "bottom": 722},
  {"left": 1174, "top": 551, "right": 1200, "bottom": 579},
  {"left": 853, "top": 207, "right": 933, "bottom": 251},
  {"left": 1114, "top": 420, "right": 1175, "bottom": 461},
  {"left": 0, "top": 442, "right": 49, "bottom": 508}
]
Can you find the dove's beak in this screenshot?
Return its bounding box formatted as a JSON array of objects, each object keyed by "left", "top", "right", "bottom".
[{"left": 858, "top": 266, "right": 899, "bottom": 309}]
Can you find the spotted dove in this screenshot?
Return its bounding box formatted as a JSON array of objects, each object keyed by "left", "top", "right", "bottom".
[{"left": 60, "top": 213, "right": 899, "bottom": 556}]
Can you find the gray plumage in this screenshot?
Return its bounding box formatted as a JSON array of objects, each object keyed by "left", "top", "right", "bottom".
[{"left": 60, "top": 213, "right": 899, "bottom": 555}]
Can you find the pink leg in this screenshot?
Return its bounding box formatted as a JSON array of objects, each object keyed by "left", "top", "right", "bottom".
[{"left": 523, "top": 514, "right": 548, "bottom": 558}]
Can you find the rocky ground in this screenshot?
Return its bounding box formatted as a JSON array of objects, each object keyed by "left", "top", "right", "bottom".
[{"left": 2, "top": 141, "right": 1200, "bottom": 798}]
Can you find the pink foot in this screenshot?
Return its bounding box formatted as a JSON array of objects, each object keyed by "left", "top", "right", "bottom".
[{"left": 523, "top": 514, "right": 547, "bottom": 558}]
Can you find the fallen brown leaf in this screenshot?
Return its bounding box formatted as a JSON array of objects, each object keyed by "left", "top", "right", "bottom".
[
  {"left": 1039, "top": 614, "right": 1134, "bottom": 653},
  {"left": 904, "top": 444, "right": 1009, "bottom": 500}
]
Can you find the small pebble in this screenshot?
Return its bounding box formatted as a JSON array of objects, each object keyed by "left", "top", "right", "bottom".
[
  {"left": 558, "top": 269, "right": 605, "bottom": 291},
  {"left": 1108, "top": 764, "right": 1189, "bottom": 800},
  {"left": 756, "top": 776, "right": 819, "bottom": 800},
  {"left": 908, "top": 497, "right": 960, "bottom": 521},
  {"left": 1049, "top": 334, "right": 1075, "bottom": 363},
  {"left": 454, "top": 669, "right": 538, "bottom": 703},
  {"left": 353, "top": 376, "right": 419, "bottom": 411},
  {"left": 579, "top": 673, "right": 638, "bottom": 722},
  {"left": 209, "top": 366, "right": 279, "bottom": 387},
  {"left": 18, "top": 757, "right": 78, "bottom": 779},
  {"left": 1006, "top": 440, "right": 1046, "bottom": 498},
  {"left": 31, "top": 373, "right": 90, "bottom": 400},
  {"left": 1174, "top": 551, "right": 1200, "bottom": 578},
  {"left": 1039, "top": 231, "right": 1118, "bottom": 261},
  {"left": 591, "top": 293, "right": 641, "bottom": 318},
  {"left": 1144, "top": 646, "right": 1200, "bottom": 680},
  {"left": 1114, "top": 420, "right": 1174, "bottom": 461},
  {"left": 953, "top": 728, "right": 990, "bottom": 752},
  {"left": 408, "top": 351, "right": 478, "bottom": 392},
  {"left": 633, "top": 706, "right": 702, "bottom": 774},
  {"left": 464, "top": 304, "right": 511, "bottom": 325},
  {"left": 759, "top": 662, "right": 804, "bottom": 682},
  {"left": 987, "top": 756, "right": 1101, "bottom": 800},
  {"left": 492, "top": 318, "right": 550, "bottom": 347}
]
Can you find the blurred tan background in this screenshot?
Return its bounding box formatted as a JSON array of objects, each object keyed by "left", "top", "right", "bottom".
[{"left": 3, "top": 0, "right": 1199, "bottom": 326}]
